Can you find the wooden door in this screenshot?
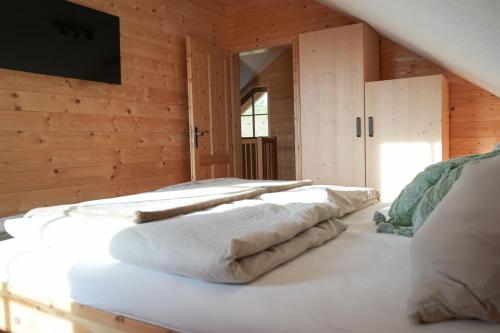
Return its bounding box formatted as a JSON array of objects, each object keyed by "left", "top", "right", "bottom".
[
  {"left": 298, "top": 24, "right": 374, "bottom": 186},
  {"left": 187, "top": 36, "right": 233, "bottom": 180},
  {"left": 365, "top": 75, "right": 449, "bottom": 202}
]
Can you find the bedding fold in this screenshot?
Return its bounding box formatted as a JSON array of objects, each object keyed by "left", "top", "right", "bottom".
[
  {"left": 6, "top": 178, "right": 379, "bottom": 283},
  {"left": 109, "top": 185, "right": 378, "bottom": 283}
]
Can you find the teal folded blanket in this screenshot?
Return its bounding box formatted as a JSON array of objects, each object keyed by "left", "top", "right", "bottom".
[{"left": 374, "top": 149, "right": 500, "bottom": 237}]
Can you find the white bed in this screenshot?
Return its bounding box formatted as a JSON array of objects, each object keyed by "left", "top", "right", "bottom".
[{"left": 1, "top": 202, "right": 497, "bottom": 333}]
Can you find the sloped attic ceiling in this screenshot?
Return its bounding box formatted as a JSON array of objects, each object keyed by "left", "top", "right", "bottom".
[
  {"left": 318, "top": 0, "right": 500, "bottom": 97},
  {"left": 239, "top": 47, "right": 287, "bottom": 90}
]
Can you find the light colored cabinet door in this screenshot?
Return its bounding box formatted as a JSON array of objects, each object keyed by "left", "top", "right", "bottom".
[
  {"left": 365, "top": 75, "right": 449, "bottom": 202},
  {"left": 299, "top": 24, "right": 367, "bottom": 186}
]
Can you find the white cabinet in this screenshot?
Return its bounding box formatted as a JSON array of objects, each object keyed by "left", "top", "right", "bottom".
[{"left": 365, "top": 75, "right": 449, "bottom": 201}]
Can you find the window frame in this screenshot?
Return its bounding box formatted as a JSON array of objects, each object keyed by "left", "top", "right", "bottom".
[{"left": 240, "top": 87, "right": 269, "bottom": 138}]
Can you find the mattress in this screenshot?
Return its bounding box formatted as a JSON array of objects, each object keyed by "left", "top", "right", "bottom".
[{"left": 1, "top": 203, "right": 498, "bottom": 333}]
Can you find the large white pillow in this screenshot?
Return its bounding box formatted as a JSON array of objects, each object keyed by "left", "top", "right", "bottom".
[{"left": 408, "top": 155, "right": 500, "bottom": 323}]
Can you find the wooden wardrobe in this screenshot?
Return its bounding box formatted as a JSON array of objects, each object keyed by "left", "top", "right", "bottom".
[
  {"left": 298, "top": 23, "right": 379, "bottom": 187},
  {"left": 298, "top": 24, "right": 449, "bottom": 201}
]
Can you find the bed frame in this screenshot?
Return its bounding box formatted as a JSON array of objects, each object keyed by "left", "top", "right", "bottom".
[{"left": 0, "top": 282, "right": 177, "bottom": 333}]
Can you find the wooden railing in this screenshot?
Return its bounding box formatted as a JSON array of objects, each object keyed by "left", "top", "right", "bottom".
[{"left": 242, "top": 136, "right": 278, "bottom": 180}]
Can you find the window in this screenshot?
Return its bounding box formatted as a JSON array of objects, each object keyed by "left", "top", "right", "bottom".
[{"left": 241, "top": 87, "right": 269, "bottom": 138}]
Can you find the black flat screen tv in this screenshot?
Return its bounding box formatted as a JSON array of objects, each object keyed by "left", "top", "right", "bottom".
[{"left": 0, "top": 0, "right": 121, "bottom": 84}]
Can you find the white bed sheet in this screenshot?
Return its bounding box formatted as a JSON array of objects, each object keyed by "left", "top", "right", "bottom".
[{"left": 0, "top": 203, "right": 498, "bottom": 333}]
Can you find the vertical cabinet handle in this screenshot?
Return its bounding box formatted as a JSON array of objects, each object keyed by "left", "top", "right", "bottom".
[
  {"left": 355, "top": 117, "right": 362, "bottom": 138},
  {"left": 368, "top": 117, "right": 374, "bottom": 137}
]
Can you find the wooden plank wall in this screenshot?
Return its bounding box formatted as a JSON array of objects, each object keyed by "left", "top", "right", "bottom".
[
  {"left": 223, "top": 0, "right": 354, "bottom": 51},
  {"left": 0, "top": 0, "right": 227, "bottom": 217},
  {"left": 243, "top": 47, "right": 296, "bottom": 180},
  {"left": 380, "top": 38, "right": 500, "bottom": 157}
]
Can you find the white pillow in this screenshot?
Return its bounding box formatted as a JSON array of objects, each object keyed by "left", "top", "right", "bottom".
[{"left": 408, "top": 155, "right": 500, "bottom": 323}]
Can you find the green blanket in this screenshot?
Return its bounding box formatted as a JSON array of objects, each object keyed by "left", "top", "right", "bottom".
[{"left": 374, "top": 149, "right": 500, "bottom": 237}]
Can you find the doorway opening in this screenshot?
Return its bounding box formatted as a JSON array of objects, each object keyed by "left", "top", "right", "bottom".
[{"left": 238, "top": 45, "right": 296, "bottom": 180}]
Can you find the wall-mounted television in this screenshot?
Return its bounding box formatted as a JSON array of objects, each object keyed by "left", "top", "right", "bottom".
[{"left": 0, "top": 0, "right": 121, "bottom": 84}]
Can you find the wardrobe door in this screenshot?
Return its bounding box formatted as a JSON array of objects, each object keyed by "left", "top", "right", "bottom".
[
  {"left": 299, "top": 24, "right": 366, "bottom": 186},
  {"left": 365, "top": 75, "right": 449, "bottom": 202}
]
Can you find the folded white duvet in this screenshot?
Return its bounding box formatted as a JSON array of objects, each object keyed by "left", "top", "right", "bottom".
[
  {"left": 109, "top": 185, "right": 378, "bottom": 283},
  {"left": 4, "top": 179, "right": 312, "bottom": 248},
  {"left": 5, "top": 179, "right": 378, "bottom": 283}
]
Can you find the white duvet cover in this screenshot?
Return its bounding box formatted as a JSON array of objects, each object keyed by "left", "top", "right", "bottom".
[
  {"left": 109, "top": 184, "right": 376, "bottom": 283},
  {"left": 4, "top": 179, "right": 378, "bottom": 285},
  {"left": 2, "top": 179, "right": 327, "bottom": 247}
]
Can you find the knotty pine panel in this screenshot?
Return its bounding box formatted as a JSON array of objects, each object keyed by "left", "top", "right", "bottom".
[
  {"left": 0, "top": 0, "right": 226, "bottom": 216},
  {"left": 224, "top": 0, "right": 355, "bottom": 51}
]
